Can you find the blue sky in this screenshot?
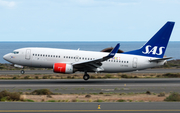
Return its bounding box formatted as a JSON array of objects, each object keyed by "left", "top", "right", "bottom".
[{"left": 0, "top": 0, "right": 179, "bottom": 41}]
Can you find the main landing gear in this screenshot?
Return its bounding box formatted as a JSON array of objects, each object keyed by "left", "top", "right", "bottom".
[
  {"left": 20, "top": 70, "right": 25, "bottom": 74},
  {"left": 83, "top": 72, "right": 89, "bottom": 80}
]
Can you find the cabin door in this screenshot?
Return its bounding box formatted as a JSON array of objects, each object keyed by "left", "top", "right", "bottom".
[
  {"left": 132, "top": 57, "right": 138, "bottom": 68},
  {"left": 25, "top": 49, "right": 31, "bottom": 60}
]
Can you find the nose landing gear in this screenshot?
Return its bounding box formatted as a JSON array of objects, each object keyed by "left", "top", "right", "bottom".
[{"left": 20, "top": 70, "right": 25, "bottom": 74}]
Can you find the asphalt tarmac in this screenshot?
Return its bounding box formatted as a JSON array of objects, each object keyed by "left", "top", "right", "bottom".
[
  {"left": 0, "top": 78, "right": 180, "bottom": 93},
  {"left": 0, "top": 68, "right": 180, "bottom": 74},
  {"left": 0, "top": 102, "right": 180, "bottom": 113},
  {"left": 1, "top": 69, "right": 180, "bottom": 113}
]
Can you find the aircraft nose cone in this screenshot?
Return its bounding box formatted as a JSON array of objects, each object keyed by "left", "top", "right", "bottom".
[{"left": 3, "top": 54, "right": 10, "bottom": 61}]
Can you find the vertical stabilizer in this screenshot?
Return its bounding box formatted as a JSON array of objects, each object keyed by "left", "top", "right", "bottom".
[{"left": 123, "top": 21, "right": 175, "bottom": 58}]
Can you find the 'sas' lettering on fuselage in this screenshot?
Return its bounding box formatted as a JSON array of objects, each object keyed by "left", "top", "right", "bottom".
[{"left": 142, "top": 45, "right": 165, "bottom": 55}]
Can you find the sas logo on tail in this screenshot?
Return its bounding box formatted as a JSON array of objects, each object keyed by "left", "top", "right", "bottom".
[{"left": 142, "top": 45, "right": 165, "bottom": 55}]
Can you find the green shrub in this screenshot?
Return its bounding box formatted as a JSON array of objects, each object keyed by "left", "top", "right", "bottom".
[
  {"left": 31, "top": 89, "right": 53, "bottom": 95},
  {"left": 85, "top": 95, "right": 91, "bottom": 98},
  {"left": 146, "top": 91, "right": 151, "bottom": 95},
  {"left": 13, "top": 77, "right": 17, "bottom": 79},
  {"left": 96, "top": 99, "right": 104, "bottom": 102},
  {"left": 99, "top": 92, "right": 103, "bottom": 94},
  {"left": 121, "top": 74, "right": 128, "bottom": 78},
  {"left": 35, "top": 76, "right": 39, "bottom": 79},
  {"left": 47, "top": 100, "right": 56, "bottom": 102},
  {"left": 162, "top": 73, "right": 180, "bottom": 78},
  {"left": 0, "top": 90, "right": 20, "bottom": 101},
  {"left": 158, "top": 92, "right": 165, "bottom": 97},
  {"left": 67, "top": 76, "right": 71, "bottom": 79},
  {"left": 43, "top": 76, "right": 48, "bottom": 79},
  {"left": 164, "top": 92, "right": 180, "bottom": 101},
  {"left": 105, "top": 74, "right": 112, "bottom": 78},
  {"left": 90, "top": 75, "right": 96, "bottom": 79},
  {"left": 72, "top": 99, "right": 79, "bottom": 102},
  {"left": 24, "top": 76, "right": 30, "bottom": 79},
  {"left": 25, "top": 99, "right": 34, "bottom": 102},
  {"left": 117, "top": 99, "right": 126, "bottom": 102}
]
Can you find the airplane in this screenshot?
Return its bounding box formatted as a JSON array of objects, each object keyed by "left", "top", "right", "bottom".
[{"left": 3, "top": 21, "right": 175, "bottom": 80}]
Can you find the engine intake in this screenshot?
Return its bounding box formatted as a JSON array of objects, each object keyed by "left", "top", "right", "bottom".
[{"left": 53, "top": 63, "right": 73, "bottom": 74}]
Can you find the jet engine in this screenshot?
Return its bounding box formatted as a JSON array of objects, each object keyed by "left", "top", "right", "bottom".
[{"left": 53, "top": 63, "right": 73, "bottom": 74}]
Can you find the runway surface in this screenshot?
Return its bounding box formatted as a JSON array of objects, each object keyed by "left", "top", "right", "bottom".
[
  {"left": 1, "top": 102, "right": 180, "bottom": 113},
  {"left": 0, "top": 79, "right": 180, "bottom": 93},
  {"left": 1, "top": 69, "right": 180, "bottom": 113},
  {"left": 0, "top": 68, "right": 180, "bottom": 74}
]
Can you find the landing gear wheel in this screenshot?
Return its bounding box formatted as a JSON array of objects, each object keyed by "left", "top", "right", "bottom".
[
  {"left": 83, "top": 74, "right": 89, "bottom": 80},
  {"left": 20, "top": 70, "right": 25, "bottom": 74}
]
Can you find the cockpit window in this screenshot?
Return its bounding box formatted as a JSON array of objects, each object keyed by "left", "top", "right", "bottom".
[{"left": 13, "top": 51, "right": 19, "bottom": 54}]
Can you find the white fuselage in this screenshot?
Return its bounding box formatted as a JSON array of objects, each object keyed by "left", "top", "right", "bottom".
[{"left": 3, "top": 47, "right": 165, "bottom": 73}]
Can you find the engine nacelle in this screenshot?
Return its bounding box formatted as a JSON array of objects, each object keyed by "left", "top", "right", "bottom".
[{"left": 53, "top": 63, "right": 73, "bottom": 74}]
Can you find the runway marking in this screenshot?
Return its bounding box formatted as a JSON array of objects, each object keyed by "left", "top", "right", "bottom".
[{"left": 0, "top": 110, "right": 180, "bottom": 112}]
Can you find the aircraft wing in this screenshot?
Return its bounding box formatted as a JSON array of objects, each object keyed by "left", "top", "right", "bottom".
[{"left": 72, "top": 43, "right": 120, "bottom": 72}]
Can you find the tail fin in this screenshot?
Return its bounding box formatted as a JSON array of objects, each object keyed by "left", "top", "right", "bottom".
[{"left": 123, "top": 21, "right": 175, "bottom": 58}]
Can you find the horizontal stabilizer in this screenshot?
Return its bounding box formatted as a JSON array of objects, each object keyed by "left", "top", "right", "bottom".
[{"left": 149, "top": 57, "right": 172, "bottom": 62}]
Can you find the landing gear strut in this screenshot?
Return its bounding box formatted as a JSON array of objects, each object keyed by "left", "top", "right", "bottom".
[
  {"left": 20, "top": 70, "right": 25, "bottom": 74},
  {"left": 83, "top": 72, "right": 89, "bottom": 80}
]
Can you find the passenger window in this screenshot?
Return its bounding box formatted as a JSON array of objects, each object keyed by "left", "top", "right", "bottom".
[{"left": 59, "top": 56, "right": 60, "bottom": 58}]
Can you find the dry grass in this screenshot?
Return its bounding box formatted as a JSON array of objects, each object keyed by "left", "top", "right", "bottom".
[{"left": 21, "top": 93, "right": 168, "bottom": 102}]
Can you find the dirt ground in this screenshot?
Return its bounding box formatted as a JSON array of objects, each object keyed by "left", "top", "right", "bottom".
[{"left": 21, "top": 94, "right": 167, "bottom": 102}]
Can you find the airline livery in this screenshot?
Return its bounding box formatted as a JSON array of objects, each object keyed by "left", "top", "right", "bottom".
[{"left": 3, "top": 21, "right": 175, "bottom": 80}]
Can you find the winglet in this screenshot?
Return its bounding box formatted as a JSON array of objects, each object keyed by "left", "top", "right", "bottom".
[{"left": 107, "top": 43, "right": 120, "bottom": 58}]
